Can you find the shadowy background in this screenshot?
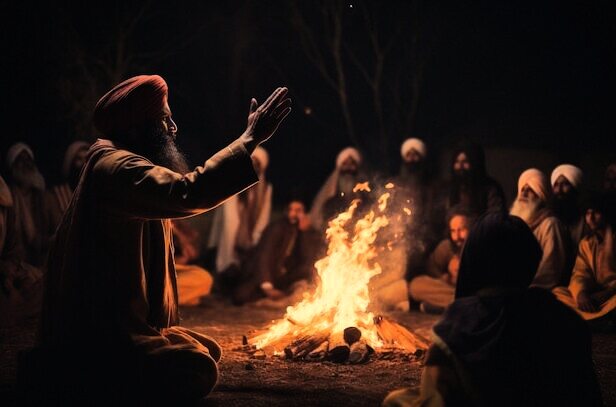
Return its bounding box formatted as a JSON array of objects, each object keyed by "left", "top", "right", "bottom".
[{"left": 1, "top": 0, "right": 614, "bottom": 208}]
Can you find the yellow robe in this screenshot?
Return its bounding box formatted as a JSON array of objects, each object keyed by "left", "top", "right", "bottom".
[{"left": 553, "top": 229, "right": 616, "bottom": 320}]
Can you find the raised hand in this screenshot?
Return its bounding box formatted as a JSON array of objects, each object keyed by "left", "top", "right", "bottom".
[{"left": 240, "top": 87, "right": 292, "bottom": 152}]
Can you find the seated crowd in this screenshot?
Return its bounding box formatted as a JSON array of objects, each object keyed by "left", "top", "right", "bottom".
[{"left": 1, "top": 137, "right": 616, "bottom": 325}]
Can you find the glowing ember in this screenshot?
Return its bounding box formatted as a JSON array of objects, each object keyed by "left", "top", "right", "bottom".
[
  {"left": 385, "top": 182, "right": 395, "bottom": 189},
  {"left": 352, "top": 182, "right": 371, "bottom": 193},
  {"left": 403, "top": 207, "right": 412, "bottom": 216}
]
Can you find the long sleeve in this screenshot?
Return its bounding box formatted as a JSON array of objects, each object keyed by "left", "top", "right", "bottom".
[
  {"left": 94, "top": 138, "right": 259, "bottom": 220},
  {"left": 568, "top": 239, "right": 595, "bottom": 299},
  {"left": 532, "top": 217, "right": 569, "bottom": 289}
]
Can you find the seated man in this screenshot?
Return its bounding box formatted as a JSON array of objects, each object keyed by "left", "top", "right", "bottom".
[
  {"left": 384, "top": 212, "right": 602, "bottom": 407},
  {"left": 408, "top": 207, "right": 474, "bottom": 313},
  {"left": 233, "top": 198, "right": 323, "bottom": 307},
  {"left": 510, "top": 168, "right": 572, "bottom": 289},
  {"left": 553, "top": 191, "right": 616, "bottom": 321},
  {"left": 551, "top": 164, "right": 585, "bottom": 245},
  {"left": 26, "top": 75, "right": 291, "bottom": 405},
  {"left": 0, "top": 174, "right": 42, "bottom": 327},
  {"left": 172, "top": 220, "right": 214, "bottom": 307}
]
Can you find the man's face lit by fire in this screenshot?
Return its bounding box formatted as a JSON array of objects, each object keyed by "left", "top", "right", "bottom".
[
  {"left": 159, "top": 101, "right": 178, "bottom": 140},
  {"left": 286, "top": 201, "right": 306, "bottom": 225},
  {"left": 519, "top": 184, "right": 540, "bottom": 204},
  {"left": 552, "top": 175, "right": 574, "bottom": 200},
  {"left": 453, "top": 152, "right": 471, "bottom": 176},
  {"left": 585, "top": 208, "right": 605, "bottom": 233},
  {"left": 449, "top": 215, "right": 470, "bottom": 249}
]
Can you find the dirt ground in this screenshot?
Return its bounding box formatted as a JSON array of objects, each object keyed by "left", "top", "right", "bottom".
[{"left": 1, "top": 300, "right": 615, "bottom": 406}]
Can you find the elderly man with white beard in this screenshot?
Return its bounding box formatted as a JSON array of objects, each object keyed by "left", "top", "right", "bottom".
[
  {"left": 5, "top": 143, "right": 50, "bottom": 266},
  {"left": 510, "top": 168, "right": 572, "bottom": 289}
]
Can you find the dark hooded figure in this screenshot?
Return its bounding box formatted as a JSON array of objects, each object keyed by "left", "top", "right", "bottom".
[{"left": 384, "top": 212, "right": 602, "bottom": 407}]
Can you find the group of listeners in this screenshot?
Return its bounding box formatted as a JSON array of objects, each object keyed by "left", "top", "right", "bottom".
[
  {"left": 2, "top": 74, "right": 610, "bottom": 405},
  {"left": 1, "top": 135, "right": 615, "bottom": 327}
]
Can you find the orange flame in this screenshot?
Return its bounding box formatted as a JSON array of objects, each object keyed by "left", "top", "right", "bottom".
[{"left": 254, "top": 184, "right": 391, "bottom": 350}]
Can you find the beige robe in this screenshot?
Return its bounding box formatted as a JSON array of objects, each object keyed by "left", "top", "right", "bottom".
[
  {"left": 207, "top": 182, "right": 272, "bottom": 272},
  {"left": 553, "top": 230, "right": 616, "bottom": 320},
  {"left": 530, "top": 216, "right": 570, "bottom": 289},
  {"left": 41, "top": 138, "right": 258, "bottom": 400}
]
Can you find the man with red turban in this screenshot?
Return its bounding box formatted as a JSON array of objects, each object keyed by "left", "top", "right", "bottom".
[{"left": 30, "top": 75, "right": 291, "bottom": 404}]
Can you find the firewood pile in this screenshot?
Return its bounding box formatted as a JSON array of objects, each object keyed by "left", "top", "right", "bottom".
[{"left": 243, "top": 315, "right": 430, "bottom": 364}]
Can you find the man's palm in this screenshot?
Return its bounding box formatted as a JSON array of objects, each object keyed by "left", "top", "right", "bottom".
[{"left": 244, "top": 87, "right": 292, "bottom": 148}]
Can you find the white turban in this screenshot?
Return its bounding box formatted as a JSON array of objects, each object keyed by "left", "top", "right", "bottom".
[
  {"left": 550, "top": 164, "right": 582, "bottom": 189},
  {"left": 336, "top": 147, "right": 362, "bottom": 169},
  {"left": 6, "top": 142, "right": 34, "bottom": 169},
  {"left": 251, "top": 146, "right": 269, "bottom": 170},
  {"left": 518, "top": 168, "right": 550, "bottom": 202},
  {"left": 62, "top": 141, "right": 90, "bottom": 178},
  {"left": 400, "top": 138, "right": 427, "bottom": 160}
]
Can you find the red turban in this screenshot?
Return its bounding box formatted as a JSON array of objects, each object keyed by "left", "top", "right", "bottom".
[{"left": 93, "top": 75, "right": 168, "bottom": 137}]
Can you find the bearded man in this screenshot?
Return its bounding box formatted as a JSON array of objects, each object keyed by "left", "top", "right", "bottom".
[
  {"left": 29, "top": 75, "right": 291, "bottom": 404},
  {"left": 5, "top": 143, "right": 49, "bottom": 266},
  {"left": 510, "top": 168, "right": 571, "bottom": 289},
  {"left": 553, "top": 191, "right": 616, "bottom": 322},
  {"left": 408, "top": 207, "right": 474, "bottom": 313},
  {"left": 551, "top": 164, "right": 585, "bottom": 245},
  {"left": 309, "top": 147, "right": 366, "bottom": 231},
  {"left": 45, "top": 141, "right": 90, "bottom": 233}
]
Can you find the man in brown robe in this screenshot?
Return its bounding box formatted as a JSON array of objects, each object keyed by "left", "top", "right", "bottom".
[
  {"left": 233, "top": 198, "right": 323, "bottom": 306},
  {"left": 510, "top": 168, "right": 572, "bottom": 289},
  {"left": 408, "top": 207, "right": 474, "bottom": 313},
  {"left": 5, "top": 142, "right": 49, "bottom": 266},
  {"left": 45, "top": 140, "right": 90, "bottom": 233},
  {"left": 26, "top": 75, "right": 291, "bottom": 404}
]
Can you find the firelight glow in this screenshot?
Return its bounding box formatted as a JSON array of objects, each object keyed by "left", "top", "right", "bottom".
[{"left": 253, "top": 184, "right": 391, "bottom": 350}]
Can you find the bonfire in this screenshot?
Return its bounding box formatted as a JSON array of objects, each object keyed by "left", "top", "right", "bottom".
[{"left": 248, "top": 183, "right": 429, "bottom": 363}]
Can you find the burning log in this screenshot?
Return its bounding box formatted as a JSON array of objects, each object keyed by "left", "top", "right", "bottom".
[
  {"left": 343, "top": 327, "right": 362, "bottom": 345},
  {"left": 284, "top": 332, "right": 329, "bottom": 360},
  {"left": 306, "top": 341, "right": 329, "bottom": 362},
  {"left": 348, "top": 340, "right": 373, "bottom": 364},
  {"left": 374, "top": 316, "right": 429, "bottom": 354},
  {"left": 327, "top": 332, "right": 350, "bottom": 363}
]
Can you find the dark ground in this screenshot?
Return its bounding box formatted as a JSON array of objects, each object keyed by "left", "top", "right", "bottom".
[{"left": 1, "top": 301, "right": 615, "bottom": 406}]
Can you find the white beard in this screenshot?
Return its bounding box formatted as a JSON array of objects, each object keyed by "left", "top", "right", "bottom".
[{"left": 510, "top": 197, "right": 541, "bottom": 225}]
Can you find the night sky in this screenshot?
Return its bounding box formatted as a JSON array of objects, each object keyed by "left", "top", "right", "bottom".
[{"left": 1, "top": 0, "right": 614, "bottom": 207}]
